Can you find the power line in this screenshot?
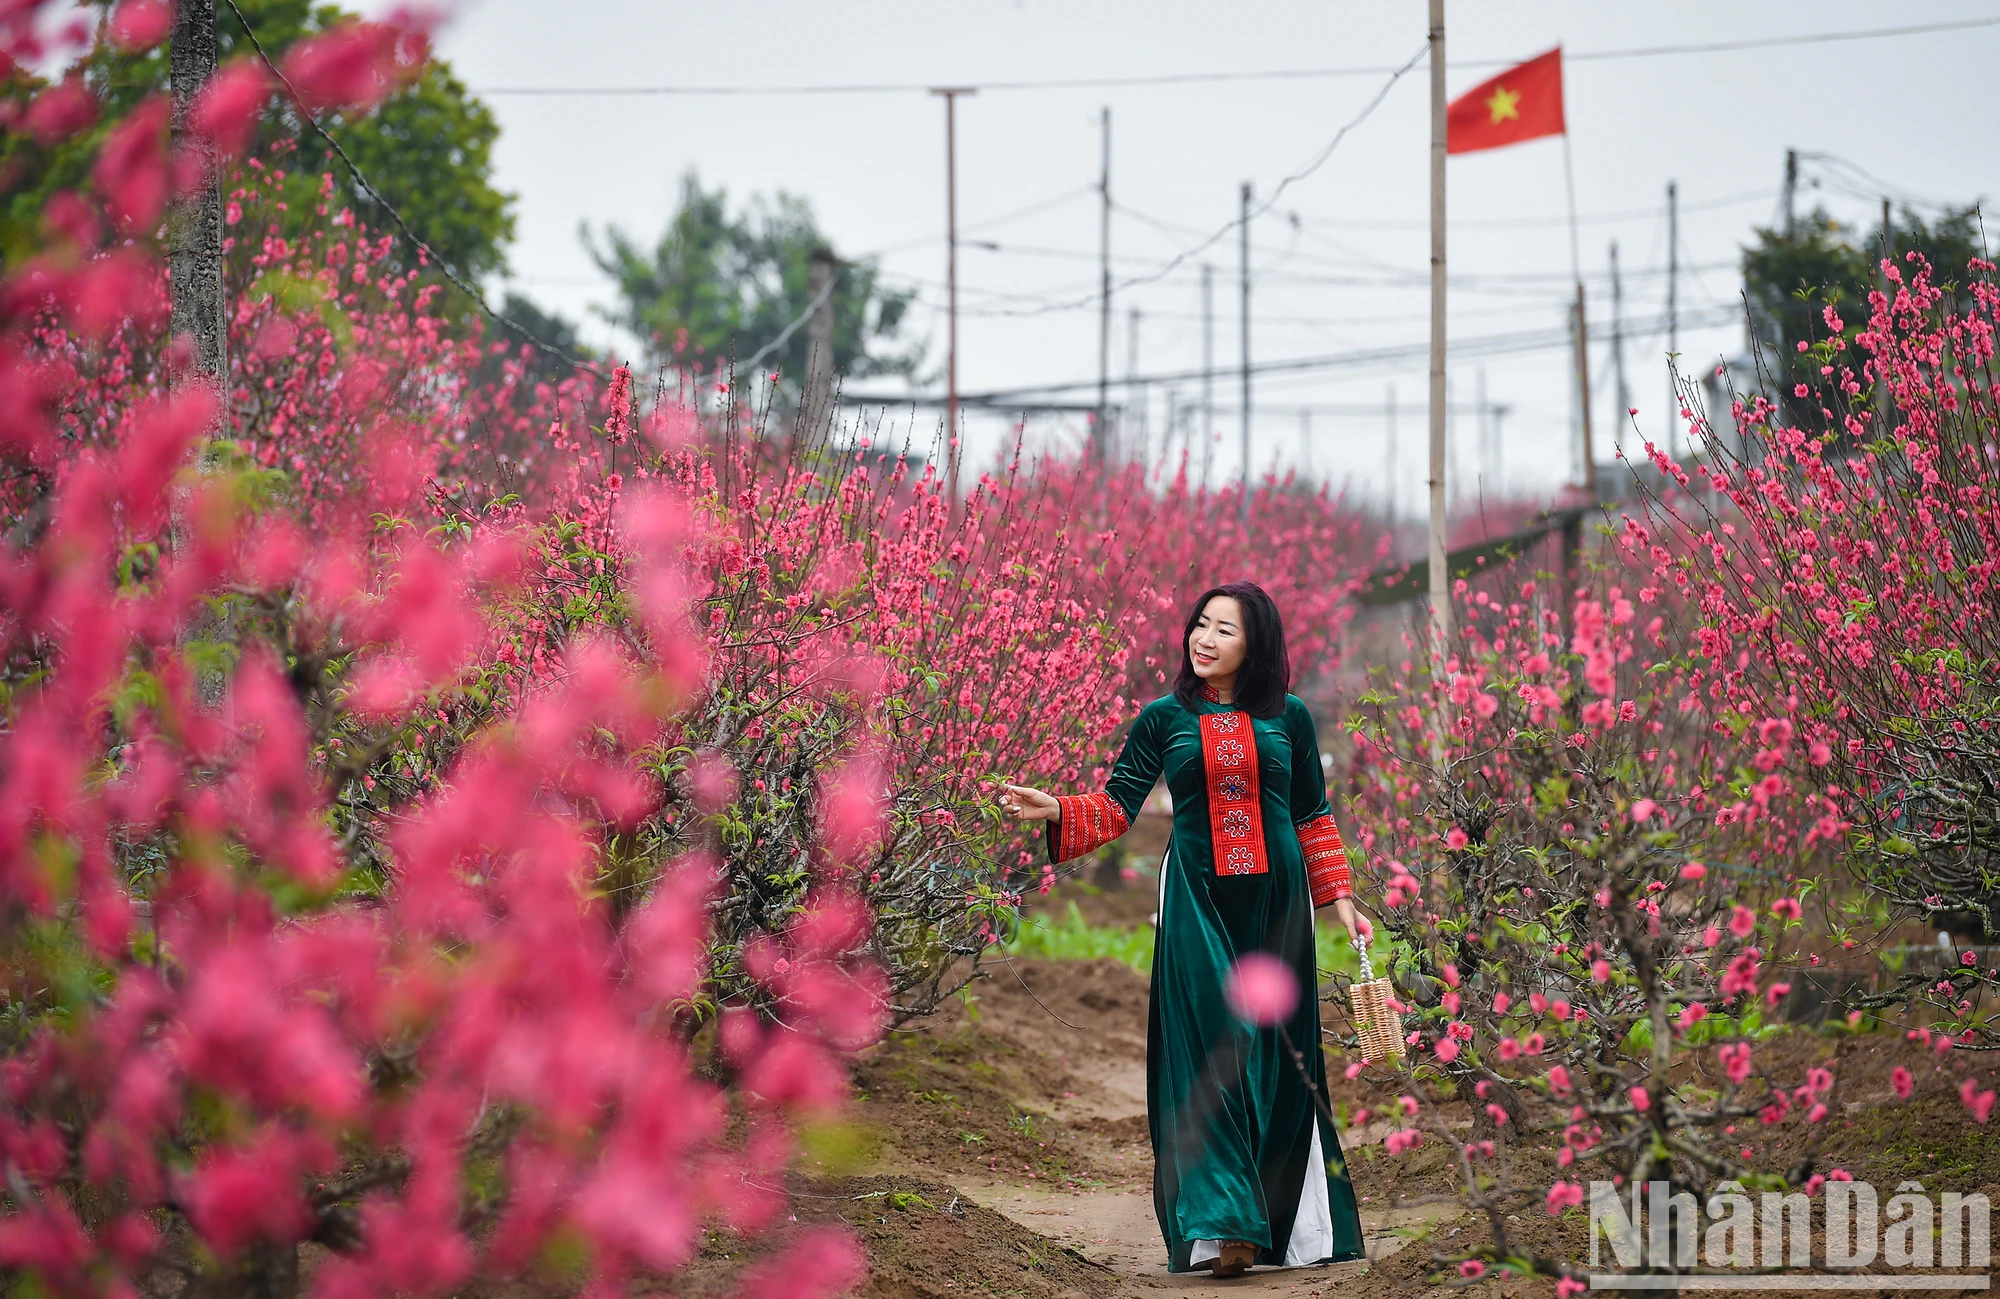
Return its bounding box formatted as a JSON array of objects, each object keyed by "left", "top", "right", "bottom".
[
  {"left": 1565, "top": 16, "right": 2000, "bottom": 63},
  {"left": 846, "top": 305, "right": 1740, "bottom": 405},
  {"left": 1293, "top": 188, "right": 1777, "bottom": 232},
  {"left": 470, "top": 15, "right": 2000, "bottom": 97},
  {"left": 861, "top": 184, "right": 1097, "bottom": 257},
  {"left": 225, "top": 0, "right": 837, "bottom": 381},
  {"left": 222, "top": 0, "right": 605, "bottom": 373},
  {"left": 962, "top": 42, "right": 1430, "bottom": 320},
  {"left": 1797, "top": 152, "right": 1985, "bottom": 215},
  {"left": 871, "top": 252, "right": 1738, "bottom": 319}
]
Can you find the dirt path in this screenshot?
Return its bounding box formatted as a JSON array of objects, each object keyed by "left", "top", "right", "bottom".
[
  {"left": 851, "top": 955, "right": 1467, "bottom": 1295},
  {"left": 956, "top": 1178, "right": 1462, "bottom": 1296},
  {"left": 948, "top": 982, "right": 1462, "bottom": 1296}
]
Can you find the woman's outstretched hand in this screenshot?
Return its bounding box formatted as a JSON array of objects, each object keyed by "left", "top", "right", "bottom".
[
  {"left": 998, "top": 784, "right": 1061, "bottom": 823},
  {"left": 1331, "top": 897, "right": 1372, "bottom": 946}
]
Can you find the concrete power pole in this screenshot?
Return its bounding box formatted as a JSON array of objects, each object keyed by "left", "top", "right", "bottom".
[
  {"left": 170, "top": 0, "right": 226, "bottom": 392},
  {"left": 1126, "top": 306, "right": 1145, "bottom": 464},
  {"left": 1445, "top": 375, "right": 1457, "bottom": 511},
  {"left": 1476, "top": 367, "right": 1488, "bottom": 498},
  {"left": 1878, "top": 197, "right": 1893, "bottom": 435},
  {"left": 1783, "top": 149, "right": 1798, "bottom": 238},
  {"left": 1574, "top": 287, "right": 1596, "bottom": 498},
  {"left": 1200, "top": 263, "right": 1215, "bottom": 491},
  {"left": 1666, "top": 180, "right": 1678, "bottom": 458},
  {"left": 1095, "top": 106, "right": 1112, "bottom": 461},
  {"left": 804, "top": 245, "right": 836, "bottom": 442},
  {"left": 1238, "top": 180, "right": 1252, "bottom": 515},
  {"left": 1610, "top": 239, "right": 1629, "bottom": 442},
  {"left": 1426, "top": 0, "right": 1450, "bottom": 654},
  {"left": 1384, "top": 383, "right": 1397, "bottom": 523},
  {"left": 929, "top": 87, "right": 973, "bottom": 501}
]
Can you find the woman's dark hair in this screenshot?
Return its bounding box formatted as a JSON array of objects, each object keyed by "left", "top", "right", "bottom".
[{"left": 1171, "top": 581, "right": 1291, "bottom": 718}]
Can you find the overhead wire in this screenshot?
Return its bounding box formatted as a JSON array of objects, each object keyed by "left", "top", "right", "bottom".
[
  {"left": 1299, "top": 187, "right": 1778, "bottom": 232},
  {"left": 1096, "top": 194, "right": 1740, "bottom": 286},
  {"left": 859, "top": 184, "right": 1098, "bottom": 257},
  {"left": 220, "top": 0, "right": 609, "bottom": 374},
  {"left": 224, "top": 1, "right": 868, "bottom": 379},
  {"left": 1799, "top": 151, "right": 1983, "bottom": 214},
  {"left": 951, "top": 40, "right": 1432, "bottom": 318},
  {"left": 869, "top": 248, "right": 1743, "bottom": 321},
  {"left": 471, "top": 15, "right": 2000, "bottom": 97},
  {"left": 846, "top": 305, "right": 1741, "bottom": 405}
]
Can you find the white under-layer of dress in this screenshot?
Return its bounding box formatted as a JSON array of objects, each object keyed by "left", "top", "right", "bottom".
[{"left": 1186, "top": 1121, "right": 1335, "bottom": 1268}]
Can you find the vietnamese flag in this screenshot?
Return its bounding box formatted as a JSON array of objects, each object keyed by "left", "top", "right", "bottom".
[{"left": 1447, "top": 47, "right": 1565, "bottom": 155}]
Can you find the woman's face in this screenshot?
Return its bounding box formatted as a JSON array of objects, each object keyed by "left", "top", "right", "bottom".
[{"left": 1188, "top": 595, "right": 1249, "bottom": 684}]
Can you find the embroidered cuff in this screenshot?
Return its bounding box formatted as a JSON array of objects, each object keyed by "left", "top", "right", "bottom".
[
  {"left": 1298, "top": 813, "right": 1353, "bottom": 906},
  {"left": 1045, "top": 792, "right": 1131, "bottom": 864}
]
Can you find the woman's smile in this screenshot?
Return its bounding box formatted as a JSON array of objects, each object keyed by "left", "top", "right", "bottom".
[{"left": 1187, "top": 594, "right": 1247, "bottom": 688}]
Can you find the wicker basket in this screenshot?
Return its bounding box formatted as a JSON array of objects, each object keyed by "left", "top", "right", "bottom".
[{"left": 1349, "top": 940, "right": 1406, "bottom": 1065}]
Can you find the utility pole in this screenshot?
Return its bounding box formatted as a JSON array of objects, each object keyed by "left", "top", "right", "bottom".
[
  {"left": 1426, "top": 0, "right": 1450, "bottom": 652},
  {"left": 1298, "top": 409, "right": 1312, "bottom": 484},
  {"left": 1666, "top": 180, "right": 1678, "bottom": 459},
  {"left": 1878, "top": 196, "right": 1893, "bottom": 436},
  {"left": 1476, "top": 367, "right": 1488, "bottom": 499},
  {"left": 1127, "top": 305, "right": 1143, "bottom": 464},
  {"left": 930, "top": 87, "right": 974, "bottom": 501},
  {"left": 1610, "top": 239, "right": 1629, "bottom": 441},
  {"left": 1095, "top": 106, "right": 1112, "bottom": 461},
  {"left": 1385, "top": 383, "right": 1397, "bottom": 523},
  {"left": 1200, "top": 263, "right": 1215, "bottom": 491},
  {"left": 804, "top": 245, "right": 836, "bottom": 442},
  {"left": 1783, "top": 149, "right": 1798, "bottom": 238},
  {"left": 1239, "top": 180, "right": 1253, "bottom": 514},
  {"left": 1574, "top": 288, "right": 1596, "bottom": 498},
  {"left": 1560, "top": 94, "right": 1592, "bottom": 502},
  {"left": 1446, "top": 375, "right": 1457, "bottom": 511},
  {"left": 170, "top": 0, "right": 225, "bottom": 393}
]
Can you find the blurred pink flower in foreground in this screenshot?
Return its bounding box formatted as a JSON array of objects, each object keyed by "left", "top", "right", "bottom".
[{"left": 1224, "top": 953, "right": 1298, "bottom": 1026}]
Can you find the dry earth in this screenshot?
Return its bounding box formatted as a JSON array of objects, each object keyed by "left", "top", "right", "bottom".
[
  {"left": 783, "top": 860, "right": 2000, "bottom": 1299},
  {"left": 843, "top": 953, "right": 1466, "bottom": 1298}
]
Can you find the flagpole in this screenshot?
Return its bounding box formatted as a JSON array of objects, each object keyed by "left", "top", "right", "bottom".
[
  {"left": 1562, "top": 125, "right": 1596, "bottom": 500},
  {"left": 1426, "top": 0, "right": 1451, "bottom": 659}
]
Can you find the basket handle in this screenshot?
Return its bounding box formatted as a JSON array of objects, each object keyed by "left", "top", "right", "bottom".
[{"left": 1352, "top": 932, "right": 1376, "bottom": 983}]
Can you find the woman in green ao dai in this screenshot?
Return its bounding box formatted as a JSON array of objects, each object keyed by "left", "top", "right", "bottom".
[{"left": 1002, "top": 582, "right": 1371, "bottom": 1278}]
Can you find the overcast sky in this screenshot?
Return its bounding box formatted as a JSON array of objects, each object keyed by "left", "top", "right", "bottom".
[{"left": 422, "top": 1, "right": 1998, "bottom": 514}]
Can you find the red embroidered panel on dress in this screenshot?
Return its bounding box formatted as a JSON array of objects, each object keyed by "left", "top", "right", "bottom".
[
  {"left": 1052, "top": 792, "right": 1129, "bottom": 863},
  {"left": 1297, "top": 813, "right": 1353, "bottom": 905},
  {"left": 1199, "top": 709, "right": 1268, "bottom": 876}
]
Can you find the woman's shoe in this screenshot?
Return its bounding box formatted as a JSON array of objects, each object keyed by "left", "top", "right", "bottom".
[{"left": 1210, "top": 1241, "right": 1257, "bottom": 1278}]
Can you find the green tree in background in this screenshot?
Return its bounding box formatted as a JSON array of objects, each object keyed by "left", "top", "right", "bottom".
[
  {"left": 1740, "top": 204, "right": 1982, "bottom": 431},
  {"left": 1, "top": 0, "right": 513, "bottom": 281},
  {"left": 586, "top": 171, "right": 921, "bottom": 385}
]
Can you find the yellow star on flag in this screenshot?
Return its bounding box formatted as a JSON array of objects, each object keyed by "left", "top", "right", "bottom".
[{"left": 1485, "top": 84, "right": 1522, "bottom": 125}]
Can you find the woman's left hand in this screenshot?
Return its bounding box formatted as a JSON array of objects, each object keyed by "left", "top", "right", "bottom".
[{"left": 1329, "top": 896, "right": 1372, "bottom": 946}]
